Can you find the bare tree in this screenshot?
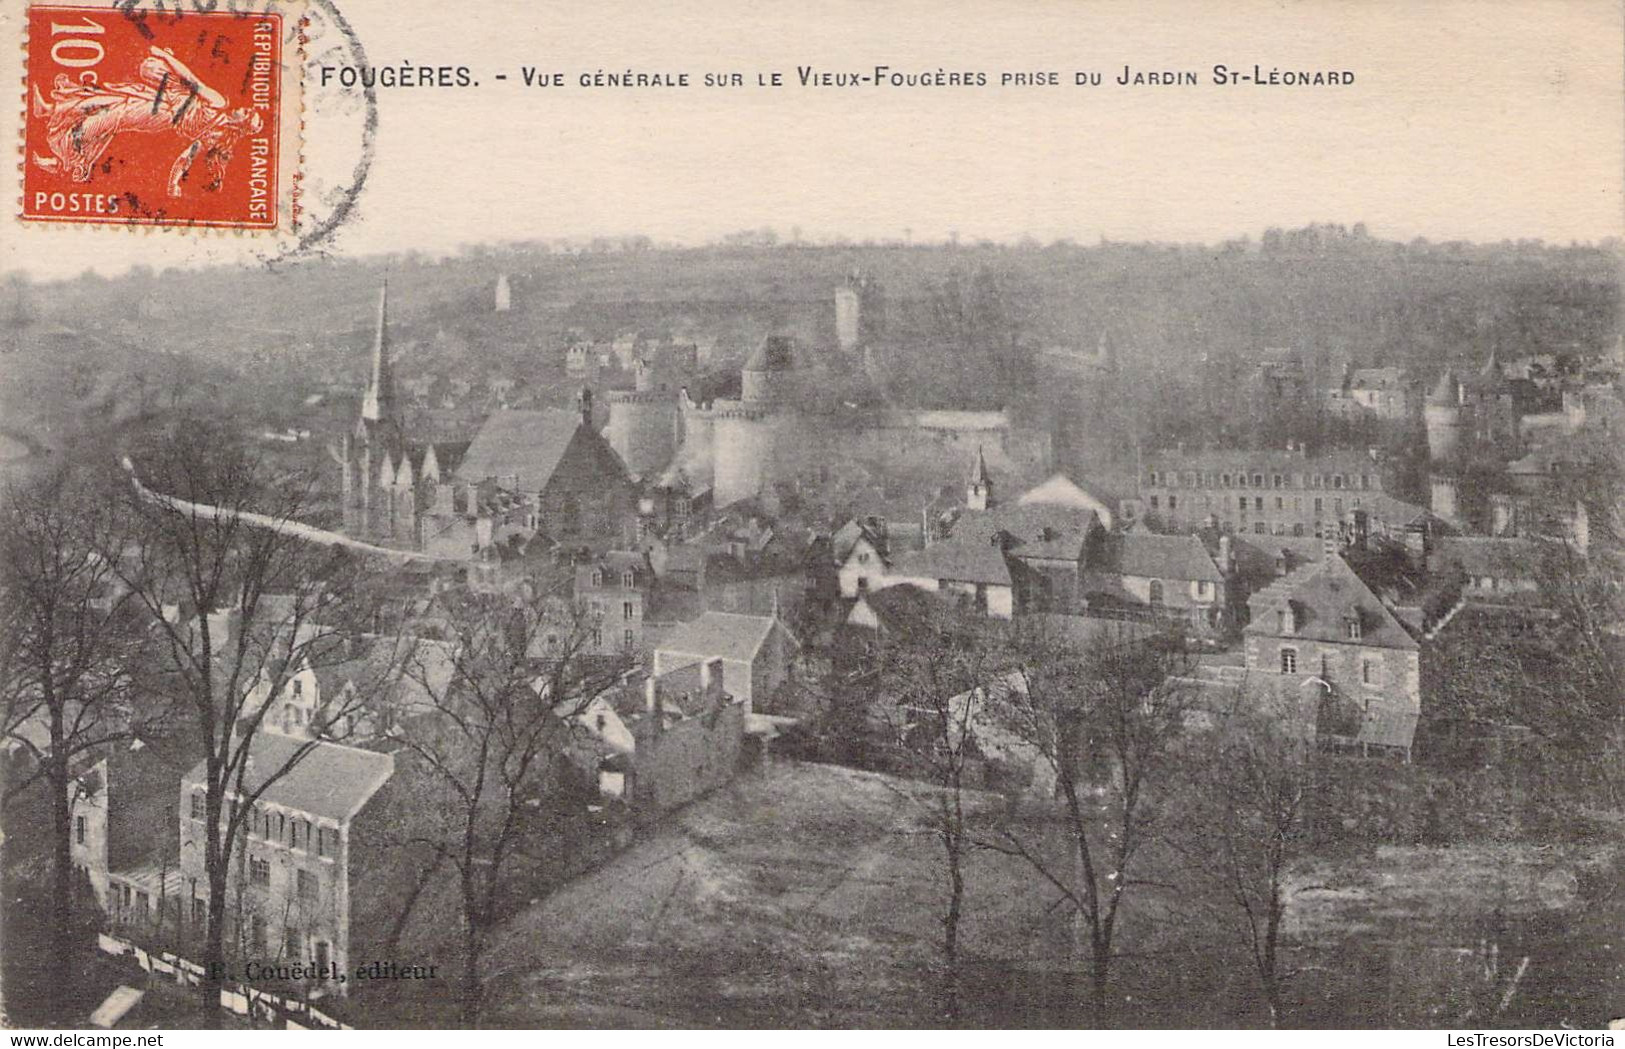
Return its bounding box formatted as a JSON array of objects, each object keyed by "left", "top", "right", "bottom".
[
  {"left": 383, "top": 570, "right": 620, "bottom": 1026},
  {"left": 102, "top": 418, "right": 381, "bottom": 1021},
  {"left": 1175, "top": 686, "right": 1317, "bottom": 1027},
  {"left": 874, "top": 605, "right": 1000, "bottom": 1023},
  {"left": 983, "top": 624, "right": 1193, "bottom": 1026},
  {"left": 0, "top": 468, "right": 147, "bottom": 1021}
]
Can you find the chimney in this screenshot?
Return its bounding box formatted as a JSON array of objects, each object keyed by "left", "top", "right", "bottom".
[
  {"left": 578, "top": 386, "right": 594, "bottom": 427},
  {"left": 703, "top": 658, "right": 724, "bottom": 701},
  {"left": 1274, "top": 550, "right": 1288, "bottom": 576},
  {"left": 1217, "top": 534, "right": 1232, "bottom": 573},
  {"left": 1321, "top": 532, "right": 1340, "bottom": 561}
]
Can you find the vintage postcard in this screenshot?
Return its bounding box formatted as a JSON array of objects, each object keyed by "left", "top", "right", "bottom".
[{"left": 1, "top": 0, "right": 1622, "bottom": 1035}]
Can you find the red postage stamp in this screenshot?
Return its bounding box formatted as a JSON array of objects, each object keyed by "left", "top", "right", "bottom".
[{"left": 21, "top": 3, "right": 300, "bottom": 231}]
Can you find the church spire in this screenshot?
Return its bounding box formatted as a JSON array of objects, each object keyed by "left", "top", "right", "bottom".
[{"left": 360, "top": 281, "right": 396, "bottom": 424}]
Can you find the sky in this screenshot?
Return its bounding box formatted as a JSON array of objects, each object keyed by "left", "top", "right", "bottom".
[{"left": 4, "top": 0, "right": 1623, "bottom": 279}]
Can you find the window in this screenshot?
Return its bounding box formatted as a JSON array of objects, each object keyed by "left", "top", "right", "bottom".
[
  {"left": 1238, "top": 473, "right": 1248, "bottom": 488},
  {"left": 1314, "top": 497, "right": 1323, "bottom": 513},
  {"left": 855, "top": 577, "right": 868, "bottom": 594},
  {"left": 1238, "top": 496, "right": 1248, "bottom": 510},
  {"left": 251, "top": 856, "right": 271, "bottom": 886},
  {"left": 1362, "top": 659, "right": 1376, "bottom": 684},
  {"left": 1275, "top": 497, "right": 1284, "bottom": 510},
  {"left": 284, "top": 925, "right": 302, "bottom": 958},
  {"left": 1147, "top": 580, "right": 1164, "bottom": 605},
  {"left": 622, "top": 601, "right": 635, "bottom": 621},
  {"left": 857, "top": 551, "right": 870, "bottom": 564},
  {"left": 1254, "top": 522, "right": 1267, "bottom": 534},
  {"left": 135, "top": 891, "right": 148, "bottom": 919},
  {"left": 1345, "top": 612, "right": 1362, "bottom": 641},
  {"left": 75, "top": 816, "right": 85, "bottom": 845},
  {"left": 190, "top": 791, "right": 205, "bottom": 820},
  {"left": 1273, "top": 474, "right": 1283, "bottom": 488},
  {"left": 292, "top": 678, "right": 303, "bottom": 696},
  {"left": 622, "top": 571, "right": 636, "bottom": 589},
  {"left": 591, "top": 627, "right": 603, "bottom": 647},
  {"left": 1149, "top": 471, "right": 1159, "bottom": 486},
  {"left": 1279, "top": 648, "right": 1298, "bottom": 674},
  {"left": 297, "top": 869, "right": 318, "bottom": 900},
  {"left": 317, "top": 827, "right": 330, "bottom": 858},
  {"left": 1252, "top": 473, "right": 1263, "bottom": 487},
  {"left": 1292, "top": 523, "right": 1305, "bottom": 536},
  {"left": 623, "top": 629, "right": 635, "bottom": 650},
  {"left": 1168, "top": 496, "right": 1177, "bottom": 512},
  {"left": 1222, "top": 473, "right": 1231, "bottom": 486},
  {"left": 1254, "top": 497, "right": 1264, "bottom": 511},
  {"left": 591, "top": 569, "right": 603, "bottom": 587},
  {"left": 1149, "top": 495, "right": 1160, "bottom": 510},
  {"left": 1361, "top": 474, "right": 1371, "bottom": 490},
  {"left": 1333, "top": 475, "right": 1344, "bottom": 489},
  {"left": 315, "top": 940, "right": 331, "bottom": 972}
]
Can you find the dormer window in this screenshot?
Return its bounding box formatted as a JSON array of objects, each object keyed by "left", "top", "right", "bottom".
[
  {"left": 1344, "top": 609, "right": 1363, "bottom": 641},
  {"left": 292, "top": 678, "right": 303, "bottom": 697},
  {"left": 591, "top": 569, "right": 603, "bottom": 587},
  {"left": 1277, "top": 605, "right": 1296, "bottom": 635},
  {"left": 622, "top": 570, "right": 636, "bottom": 589}
]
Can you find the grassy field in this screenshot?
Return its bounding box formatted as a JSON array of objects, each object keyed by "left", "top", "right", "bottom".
[
  {"left": 459, "top": 758, "right": 1625, "bottom": 1029},
  {"left": 478, "top": 759, "right": 1078, "bottom": 1028}
]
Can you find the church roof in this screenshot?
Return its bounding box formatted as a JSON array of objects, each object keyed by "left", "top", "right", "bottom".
[{"left": 454, "top": 409, "right": 585, "bottom": 492}]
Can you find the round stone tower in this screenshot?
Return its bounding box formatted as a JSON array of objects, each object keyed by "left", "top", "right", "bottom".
[
  {"left": 605, "top": 362, "right": 680, "bottom": 481},
  {"left": 742, "top": 335, "right": 796, "bottom": 403},
  {"left": 1423, "top": 369, "right": 1462, "bottom": 463}
]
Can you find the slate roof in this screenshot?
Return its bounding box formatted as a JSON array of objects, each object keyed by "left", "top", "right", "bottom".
[
  {"left": 1016, "top": 474, "right": 1117, "bottom": 526},
  {"left": 1349, "top": 367, "right": 1408, "bottom": 390},
  {"left": 1434, "top": 537, "right": 1547, "bottom": 579},
  {"left": 1142, "top": 447, "right": 1379, "bottom": 479},
  {"left": 657, "top": 611, "right": 796, "bottom": 664},
  {"left": 832, "top": 518, "right": 888, "bottom": 564},
  {"left": 950, "top": 503, "right": 1100, "bottom": 562},
  {"left": 454, "top": 409, "right": 583, "bottom": 492},
  {"left": 1102, "top": 533, "right": 1224, "bottom": 583},
  {"left": 891, "top": 537, "right": 1013, "bottom": 587},
  {"left": 184, "top": 735, "right": 393, "bottom": 822},
  {"left": 1244, "top": 555, "right": 1419, "bottom": 651},
  {"left": 745, "top": 336, "right": 795, "bottom": 372}
]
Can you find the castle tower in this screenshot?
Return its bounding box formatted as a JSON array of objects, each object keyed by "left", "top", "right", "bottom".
[
  {"left": 835, "top": 281, "right": 861, "bottom": 353},
  {"left": 742, "top": 336, "right": 795, "bottom": 402},
  {"left": 1423, "top": 369, "right": 1462, "bottom": 463},
  {"left": 607, "top": 364, "right": 681, "bottom": 481},
  {"left": 967, "top": 445, "right": 994, "bottom": 511},
  {"left": 1429, "top": 474, "right": 1459, "bottom": 524}
]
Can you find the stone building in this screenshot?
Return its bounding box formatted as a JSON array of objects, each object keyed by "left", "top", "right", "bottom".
[
  {"left": 1242, "top": 554, "right": 1423, "bottom": 759},
  {"left": 178, "top": 736, "right": 395, "bottom": 994},
  {"left": 1136, "top": 444, "right": 1389, "bottom": 537},
  {"left": 335, "top": 285, "right": 639, "bottom": 559}
]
